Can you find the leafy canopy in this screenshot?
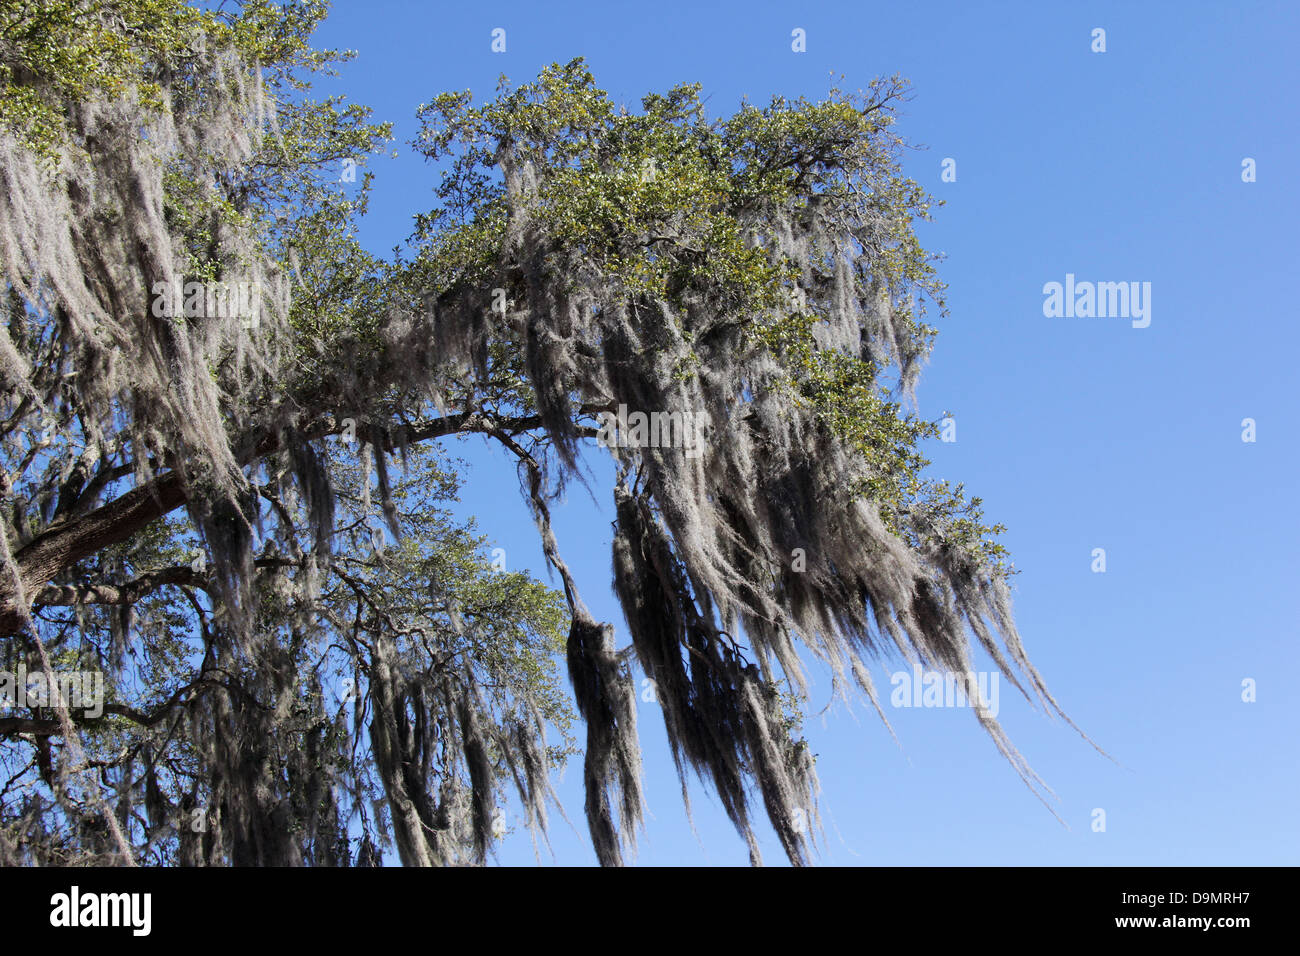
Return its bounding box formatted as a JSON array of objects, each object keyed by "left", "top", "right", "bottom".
[{"left": 0, "top": 6, "right": 1083, "bottom": 867}]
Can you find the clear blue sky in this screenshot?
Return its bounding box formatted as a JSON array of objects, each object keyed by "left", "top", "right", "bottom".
[{"left": 309, "top": 0, "right": 1299, "bottom": 865}]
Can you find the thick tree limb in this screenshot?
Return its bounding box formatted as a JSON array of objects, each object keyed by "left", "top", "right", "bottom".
[
  {"left": 33, "top": 566, "right": 210, "bottom": 607},
  {"left": 0, "top": 410, "right": 578, "bottom": 635}
]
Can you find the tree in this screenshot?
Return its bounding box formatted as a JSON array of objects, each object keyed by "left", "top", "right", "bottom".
[{"left": 0, "top": 1, "right": 1084, "bottom": 865}]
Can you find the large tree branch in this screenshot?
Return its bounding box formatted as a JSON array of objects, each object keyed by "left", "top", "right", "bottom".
[
  {"left": 33, "top": 565, "right": 211, "bottom": 608},
  {"left": 0, "top": 409, "right": 576, "bottom": 635}
]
